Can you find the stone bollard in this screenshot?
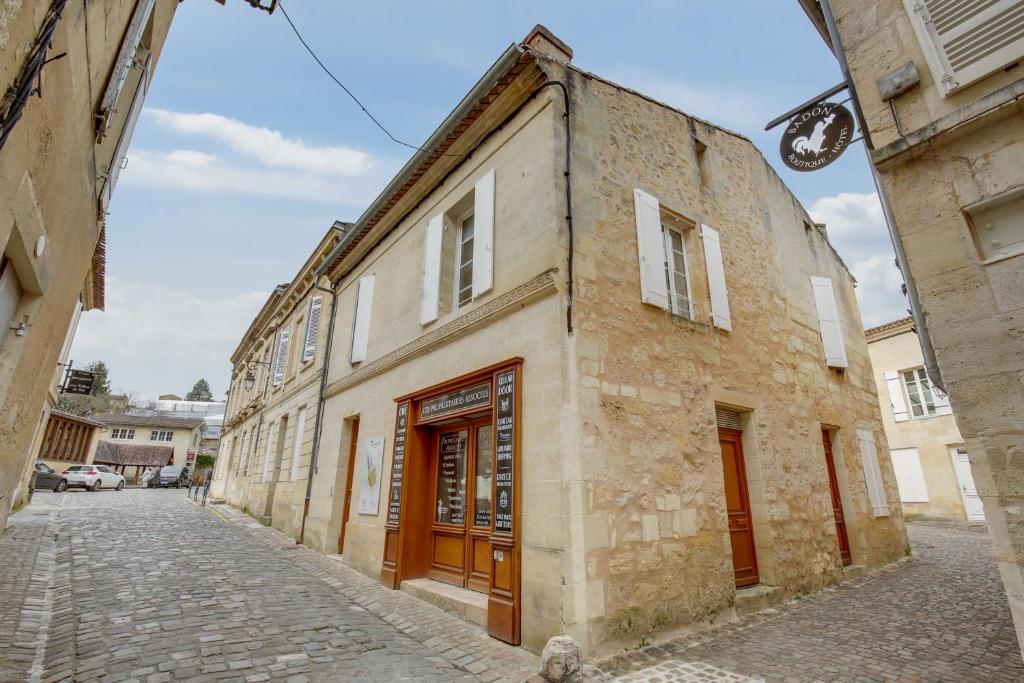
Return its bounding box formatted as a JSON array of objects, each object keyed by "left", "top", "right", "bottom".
[{"left": 539, "top": 635, "right": 582, "bottom": 682}]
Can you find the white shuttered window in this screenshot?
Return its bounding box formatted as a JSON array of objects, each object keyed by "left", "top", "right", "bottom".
[
  {"left": 349, "top": 275, "right": 374, "bottom": 364},
  {"left": 420, "top": 214, "right": 444, "bottom": 324},
  {"left": 291, "top": 407, "right": 307, "bottom": 480},
  {"left": 633, "top": 189, "right": 670, "bottom": 309},
  {"left": 301, "top": 296, "right": 323, "bottom": 363},
  {"left": 271, "top": 330, "right": 290, "bottom": 386},
  {"left": 857, "top": 429, "right": 890, "bottom": 517},
  {"left": 472, "top": 170, "right": 495, "bottom": 298},
  {"left": 904, "top": 0, "right": 1024, "bottom": 96},
  {"left": 884, "top": 371, "right": 911, "bottom": 422},
  {"left": 701, "top": 224, "right": 732, "bottom": 331},
  {"left": 890, "top": 448, "right": 930, "bottom": 503},
  {"left": 810, "top": 276, "right": 848, "bottom": 368}
]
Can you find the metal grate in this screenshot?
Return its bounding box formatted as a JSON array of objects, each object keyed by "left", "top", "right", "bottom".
[{"left": 715, "top": 407, "right": 742, "bottom": 431}]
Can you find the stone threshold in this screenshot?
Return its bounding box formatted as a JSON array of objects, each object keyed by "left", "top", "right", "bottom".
[
  {"left": 400, "top": 577, "right": 489, "bottom": 629},
  {"left": 734, "top": 584, "right": 780, "bottom": 618}
]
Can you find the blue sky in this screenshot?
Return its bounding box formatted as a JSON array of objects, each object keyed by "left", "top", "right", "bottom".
[{"left": 71, "top": 0, "right": 906, "bottom": 400}]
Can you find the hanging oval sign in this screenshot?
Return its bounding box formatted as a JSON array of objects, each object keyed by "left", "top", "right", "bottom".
[{"left": 780, "top": 101, "right": 854, "bottom": 172}]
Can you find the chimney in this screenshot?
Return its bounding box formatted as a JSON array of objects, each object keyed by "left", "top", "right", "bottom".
[{"left": 522, "top": 24, "right": 573, "bottom": 64}]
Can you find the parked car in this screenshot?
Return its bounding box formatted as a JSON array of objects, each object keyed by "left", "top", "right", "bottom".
[
  {"left": 33, "top": 461, "right": 67, "bottom": 492},
  {"left": 64, "top": 464, "right": 125, "bottom": 491},
  {"left": 152, "top": 465, "right": 190, "bottom": 489}
]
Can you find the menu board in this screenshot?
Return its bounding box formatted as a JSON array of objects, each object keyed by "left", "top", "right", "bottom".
[
  {"left": 435, "top": 431, "right": 467, "bottom": 525},
  {"left": 385, "top": 403, "right": 409, "bottom": 526},
  {"left": 494, "top": 368, "right": 516, "bottom": 534}
]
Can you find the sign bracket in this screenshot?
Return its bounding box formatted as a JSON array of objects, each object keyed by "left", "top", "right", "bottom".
[{"left": 764, "top": 81, "right": 848, "bottom": 131}]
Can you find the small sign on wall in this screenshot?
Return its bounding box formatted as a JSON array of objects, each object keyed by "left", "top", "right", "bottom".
[{"left": 358, "top": 437, "right": 385, "bottom": 515}]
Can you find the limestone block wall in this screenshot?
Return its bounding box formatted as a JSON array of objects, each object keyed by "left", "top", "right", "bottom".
[{"left": 543, "top": 57, "right": 908, "bottom": 654}]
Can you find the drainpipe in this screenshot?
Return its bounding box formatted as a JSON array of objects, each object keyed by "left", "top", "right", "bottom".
[
  {"left": 818, "top": 0, "right": 945, "bottom": 392},
  {"left": 299, "top": 280, "right": 338, "bottom": 545}
]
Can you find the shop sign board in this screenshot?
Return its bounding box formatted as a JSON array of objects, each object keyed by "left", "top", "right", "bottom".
[
  {"left": 386, "top": 403, "right": 409, "bottom": 525},
  {"left": 64, "top": 370, "right": 95, "bottom": 395},
  {"left": 779, "top": 101, "right": 854, "bottom": 172},
  {"left": 420, "top": 382, "right": 491, "bottom": 421},
  {"left": 494, "top": 369, "right": 515, "bottom": 534}
]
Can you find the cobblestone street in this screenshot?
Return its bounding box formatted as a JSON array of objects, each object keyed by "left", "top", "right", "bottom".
[{"left": 1, "top": 490, "right": 1022, "bottom": 682}]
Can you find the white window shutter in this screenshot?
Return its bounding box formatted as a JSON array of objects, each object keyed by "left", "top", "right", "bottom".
[
  {"left": 633, "top": 189, "right": 669, "bottom": 309},
  {"left": 857, "top": 429, "right": 890, "bottom": 517},
  {"left": 262, "top": 423, "right": 275, "bottom": 483},
  {"left": 349, "top": 275, "right": 374, "bottom": 363},
  {"left": 472, "top": 169, "right": 495, "bottom": 298},
  {"left": 890, "top": 448, "right": 930, "bottom": 503},
  {"left": 884, "top": 371, "right": 911, "bottom": 422},
  {"left": 932, "top": 384, "right": 953, "bottom": 416},
  {"left": 701, "top": 224, "right": 732, "bottom": 331},
  {"left": 810, "top": 276, "right": 848, "bottom": 368},
  {"left": 420, "top": 214, "right": 444, "bottom": 324},
  {"left": 101, "top": 53, "right": 151, "bottom": 210},
  {"left": 291, "top": 407, "right": 307, "bottom": 480},
  {"left": 904, "top": 0, "right": 1024, "bottom": 96},
  {"left": 272, "top": 329, "right": 290, "bottom": 386},
  {"left": 301, "top": 296, "right": 323, "bottom": 363},
  {"left": 96, "top": 0, "right": 155, "bottom": 137}
]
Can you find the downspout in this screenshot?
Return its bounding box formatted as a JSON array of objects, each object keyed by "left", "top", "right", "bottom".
[
  {"left": 299, "top": 280, "right": 338, "bottom": 545},
  {"left": 819, "top": 0, "right": 945, "bottom": 392}
]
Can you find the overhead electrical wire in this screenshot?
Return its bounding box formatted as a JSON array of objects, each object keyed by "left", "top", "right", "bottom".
[{"left": 277, "top": 1, "right": 459, "bottom": 157}]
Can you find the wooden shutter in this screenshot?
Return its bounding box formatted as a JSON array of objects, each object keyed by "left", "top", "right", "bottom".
[
  {"left": 701, "top": 224, "right": 732, "bottom": 331},
  {"left": 857, "top": 429, "right": 890, "bottom": 517},
  {"left": 100, "top": 52, "right": 151, "bottom": 211},
  {"left": 420, "top": 214, "right": 444, "bottom": 324},
  {"left": 932, "top": 384, "right": 953, "bottom": 415},
  {"left": 301, "top": 296, "right": 323, "bottom": 363},
  {"left": 291, "top": 407, "right": 307, "bottom": 480},
  {"left": 633, "top": 189, "right": 669, "bottom": 309},
  {"left": 884, "top": 371, "right": 911, "bottom": 422},
  {"left": 96, "top": 0, "right": 155, "bottom": 138},
  {"left": 271, "top": 329, "right": 290, "bottom": 386},
  {"left": 349, "top": 275, "right": 374, "bottom": 363},
  {"left": 810, "top": 276, "right": 848, "bottom": 368},
  {"left": 890, "top": 448, "right": 930, "bottom": 503},
  {"left": 472, "top": 169, "right": 495, "bottom": 298},
  {"left": 905, "top": 0, "right": 1024, "bottom": 96}
]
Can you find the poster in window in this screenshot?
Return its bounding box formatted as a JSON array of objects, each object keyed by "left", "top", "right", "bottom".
[{"left": 358, "top": 437, "right": 385, "bottom": 515}]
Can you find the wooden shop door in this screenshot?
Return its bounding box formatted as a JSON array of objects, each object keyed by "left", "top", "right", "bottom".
[
  {"left": 427, "top": 420, "right": 493, "bottom": 593},
  {"left": 718, "top": 427, "right": 760, "bottom": 587},
  {"left": 822, "top": 429, "right": 852, "bottom": 565}
]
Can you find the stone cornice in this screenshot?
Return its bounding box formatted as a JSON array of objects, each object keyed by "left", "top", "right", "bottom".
[{"left": 323, "top": 269, "right": 559, "bottom": 400}]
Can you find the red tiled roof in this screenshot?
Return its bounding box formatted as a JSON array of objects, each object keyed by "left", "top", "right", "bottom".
[
  {"left": 94, "top": 414, "right": 204, "bottom": 429},
  {"left": 865, "top": 316, "right": 914, "bottom": 343},
  {"left": 94, "top": 441, "right": 173, "bottom": 467}
]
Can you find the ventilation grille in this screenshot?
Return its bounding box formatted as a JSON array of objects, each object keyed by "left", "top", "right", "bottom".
[{"left": 715, "top": 407, "right": 742, "bottom": 431}]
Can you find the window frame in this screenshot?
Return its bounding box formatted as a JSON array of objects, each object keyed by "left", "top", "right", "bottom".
[
  {"left": 111, "top": 428, "right": 135, "bottom": 440},
  {"left": 453, "top": 207, "right": 475, "bottom": 310},
  {"left": 150, "top": 430, "right": 173, "bottom": 442},
  {"left": 661, "top": 223, "right": 694, "bottom": 320},
  {"left": 902, "top": 367, "right": 937, "bottom": 419}
]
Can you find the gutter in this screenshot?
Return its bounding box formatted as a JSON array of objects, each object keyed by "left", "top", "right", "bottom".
[
  {"left": 314, "top": 42, "right": 525, "bottom": 283},
  {"left": 819, "top": 0, "right": 945, "bottom": 392}
]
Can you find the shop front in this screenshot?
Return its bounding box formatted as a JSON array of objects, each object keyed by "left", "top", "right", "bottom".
[{"left": 379, "top": 360, "right": 522, "bottom": 644}]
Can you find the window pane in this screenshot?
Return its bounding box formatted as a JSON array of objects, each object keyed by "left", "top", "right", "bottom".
[
  {"left": 474, "top": 426, "right": 493, "bottom": 527},
  {"left": 461, "top": 214, "right": 475, "bottom": 241},
  {"left": 903, "top": 370, "right": 924, "bottom": 417},
  {"left": 435, "top": 430, "right": 467, "bottom": 525}
]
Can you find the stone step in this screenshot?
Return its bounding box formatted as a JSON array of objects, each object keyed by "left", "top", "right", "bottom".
[{"left": 400, "top": 577, "right": 488, "bottom": 628}]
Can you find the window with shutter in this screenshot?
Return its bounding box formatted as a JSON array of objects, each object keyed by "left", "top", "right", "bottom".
[
  {"left": 633, "top": 189, "right": 670, "bottom": 309},
  {"left": 810, "top": 276, "right": 848, "bottom": 368},
  {"left": 272, "top": 329, "right": 290, "bottom": 386},
  {"left": 349, "top": 275, "right": 374, "bottom": 363},
  {"left": 420, "top": 214, "right": 444, "bottom": 324},
  {"left": 262, "top": 423, "right": 275, "bottom": 483},
  {"left": 890, "top": 448, "right": 930, "bottom": 502},
  {"left": 904, "top": 0, "right": 1024, "bottom": 96},
  {"left": 0, "top": 256, "right": 24, "bottom": 348},
  {"left": 454, "top": 211, "right": 475, "bottom": 309},
  {"left": 302, "top": 296, "right": 323, "bottom": 363},
  {"left": 884, "top": 371, "right": 911, "bottom": 422},
  {"left": 291, "top": 407, "right": 307, "bottom": 480},
  {"left": 100, "top": 53, "right": 151, "bottom": 211},
  {"left": 96, "top": 0, "right": 156, "bottom": 138},
  {"left": 857, "top": 429, "right": 890, "bottom": 517},
  {"left": 701, "top": 224, "right": 732, "bottom": 330},
  {"left": 472, "top": 169, "right": 495, "bottom": 299}
]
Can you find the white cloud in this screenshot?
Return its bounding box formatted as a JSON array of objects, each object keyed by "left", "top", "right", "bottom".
[
  {"left": 71, "top": 280, "right": 269, "bottom": 402},
  {"left": 145, "top": 108, "right": 372, "bottom": 176},
  {"left": 121, "top": 149, "right": 378, "bottom": 204},
  {"left": 810, "top": 192, "right": 909, "bottom": 328}
]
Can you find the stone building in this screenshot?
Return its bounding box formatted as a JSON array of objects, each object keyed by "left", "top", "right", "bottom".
[
  {"left": 212, "top": 26, "right": 907, "bottom": 656},
  {"left": 799, "top": 0, "right": 1024, "bottom": 651},
  {"left": 211, "top": 224, "right": 345, "bottom": 528},
  {"left": 867, "top": 317, "right": 981, "bottom": 522},
  {"left": 0, "top": 0, "right": 178, "bottom": 528},
  {"left": 93, "top": 413, "right": 204, "bottom": 470}
]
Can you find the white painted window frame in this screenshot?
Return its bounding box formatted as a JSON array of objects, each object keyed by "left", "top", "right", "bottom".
[
  {"left": 453, "top": 207, "right": 475, "bottom": 310},
  {"left": 662, "top": 224, "right": 694, "bottom": 320}
]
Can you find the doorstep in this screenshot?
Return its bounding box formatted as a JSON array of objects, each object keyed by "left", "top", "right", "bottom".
[
  {"left": 734, "top": 583, "right": 780, "bottom": 617},
  {"left": 400, "top": 577, "right": 488, "bottom": 629},
  {"left": 842, "top": 563, "right": 866, "bottom": 579}
]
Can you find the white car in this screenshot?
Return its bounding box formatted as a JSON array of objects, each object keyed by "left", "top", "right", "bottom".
[{"left": 64, "top": 464, "right": 125, "bottom": 491}]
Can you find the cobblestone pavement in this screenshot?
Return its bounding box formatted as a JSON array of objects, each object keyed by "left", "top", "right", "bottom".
[
  {"left": 0, "top": 489, "right": 536, "bottom": 682},
  {"left": 590, "top": 522, "right": 1024, "bottom": 682}
]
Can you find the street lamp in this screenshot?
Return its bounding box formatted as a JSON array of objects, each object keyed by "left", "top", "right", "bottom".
[{"left": 240, "top": 360, "right": 271, "bottom": 393}]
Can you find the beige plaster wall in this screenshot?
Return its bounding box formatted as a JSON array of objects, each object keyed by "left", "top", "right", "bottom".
[
  {"left": 99, "top": 424, "right": 198, "bottom": 468},
  {"left": 868, "top": 330, "right": 966, "bottom": 520}
]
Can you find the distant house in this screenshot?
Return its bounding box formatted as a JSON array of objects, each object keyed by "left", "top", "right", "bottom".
[
  {"left": 94, "top": 414, "right": 204, "bottom": 469},
  {"left": 94, "top": 441, "right": 174, "bottom": 483}
]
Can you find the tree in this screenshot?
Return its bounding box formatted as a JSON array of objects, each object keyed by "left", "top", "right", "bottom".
[
  {"left": 186, "top": 379, "right": 214, "bottom": 402},
  {"left": 194, "top": 454, "right": 216, "bottom": 472},
  {"left": 87, "top": 361, "right": 111, "bottom": 396}
]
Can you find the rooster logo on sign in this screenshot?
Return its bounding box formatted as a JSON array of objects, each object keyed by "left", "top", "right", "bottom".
[{"left": 792, "top": 113, "right": 835, "bottom": 156}]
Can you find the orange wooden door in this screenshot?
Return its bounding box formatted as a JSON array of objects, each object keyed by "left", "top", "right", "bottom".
[
  {"left": 719, "top": 428, "right": 759, "bottom": 587},
  {"left": 822, "top": 429, "right": 852, "bottom": 565},
  {"left": 338, "top": 418, "right": 359, "bottom": 555}
]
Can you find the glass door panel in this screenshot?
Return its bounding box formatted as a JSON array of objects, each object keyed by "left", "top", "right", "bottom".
[
  {"left": 473, "top": 425, "right": 493, "bottom": 528},
  {"left": 435, "top": 430, "right": 467, "bottom": 525}
]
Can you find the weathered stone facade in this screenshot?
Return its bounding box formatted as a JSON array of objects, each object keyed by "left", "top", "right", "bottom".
[
  {"left": 0, "top": 0, "right": 178, "bottom": 529},
  {"left": 216, "top": 26, "right": 907, "bottom": 658},
  {"left": 801, "top": 0, "right": 1024, "bottom": 653}
]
